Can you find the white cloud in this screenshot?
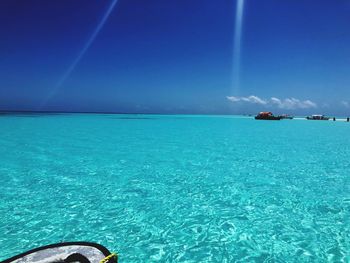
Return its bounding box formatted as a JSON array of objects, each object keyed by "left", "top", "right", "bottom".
[
  {"left": 270, "top": 97, "right": 317, "bottom": 109},
  {"left": 341, "top": 101, "right": 349, "bottom": 108},
  {"left": 227, "top": 95, "right": 267, "bottom": 105},
  {"left": 227, "top": 95, "right": 317, "bottom": 109},
  {"left": 226, "top": 96, "right": 241, "bottom": 102}
]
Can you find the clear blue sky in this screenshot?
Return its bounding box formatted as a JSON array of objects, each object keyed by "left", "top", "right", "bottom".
[{"left": 1, "top": 0, "right": 350, "bottom": 115}]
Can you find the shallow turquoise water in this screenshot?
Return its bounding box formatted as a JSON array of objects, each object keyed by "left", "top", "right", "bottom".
[{"left": 0, "top": 114, "right": 349, "bottom": 262}]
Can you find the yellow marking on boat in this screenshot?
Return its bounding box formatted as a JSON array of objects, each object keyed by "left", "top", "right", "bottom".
[{"left": 100, "top": 253, "right": 118, "bottom": 263}]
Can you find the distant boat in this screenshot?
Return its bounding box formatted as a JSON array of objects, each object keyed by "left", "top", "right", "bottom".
[
  {"left": 306, "top": 115, "right": 330, "bottom": 120},
  {"left": 279, "top": 114, "right": 294, "bottom": 119},
  {"left": 255, "top": 112, "right": 281, "bottom": 120}
]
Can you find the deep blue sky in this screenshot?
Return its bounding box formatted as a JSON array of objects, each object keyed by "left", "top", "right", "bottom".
[{"left": 1, "top": 0, "right": 350, "bottom": 114}]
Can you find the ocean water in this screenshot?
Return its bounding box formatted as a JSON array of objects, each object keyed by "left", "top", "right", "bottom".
[{"left": 0, "top": 114, "right": 349, "bottom": 262}]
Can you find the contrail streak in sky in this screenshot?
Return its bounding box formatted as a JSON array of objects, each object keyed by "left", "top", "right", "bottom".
[
  {"left": 232, "top": 0, "right": 245, "bottom": 95},
  {"left": 39, "top": 0, "right": 118, "bottom": 109}
]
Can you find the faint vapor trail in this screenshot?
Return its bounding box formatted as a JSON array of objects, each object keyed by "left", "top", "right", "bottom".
[
  {"left": 232, "top": 0, "right": 245, "bottom": 95},
  {"left": 39, "top": 0, "right": 118, "bottom": 109}
]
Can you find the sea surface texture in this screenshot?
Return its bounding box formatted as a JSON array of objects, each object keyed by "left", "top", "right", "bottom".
[{"left": 0, "top": 114, "right": 349, "bottom": 262}]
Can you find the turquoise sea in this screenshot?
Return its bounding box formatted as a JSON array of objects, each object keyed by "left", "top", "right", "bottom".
[{"left": 0, "top": 114, "right": 349, "bottom": 262}]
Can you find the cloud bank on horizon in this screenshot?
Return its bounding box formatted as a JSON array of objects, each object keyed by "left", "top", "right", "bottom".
[{"left": 227, "top": 95, "right": 317, "bottom": 110}]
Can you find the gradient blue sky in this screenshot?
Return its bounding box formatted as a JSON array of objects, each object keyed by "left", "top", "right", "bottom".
[{"left": 1, "top": 0, "right": 350, "bottom": 114}]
